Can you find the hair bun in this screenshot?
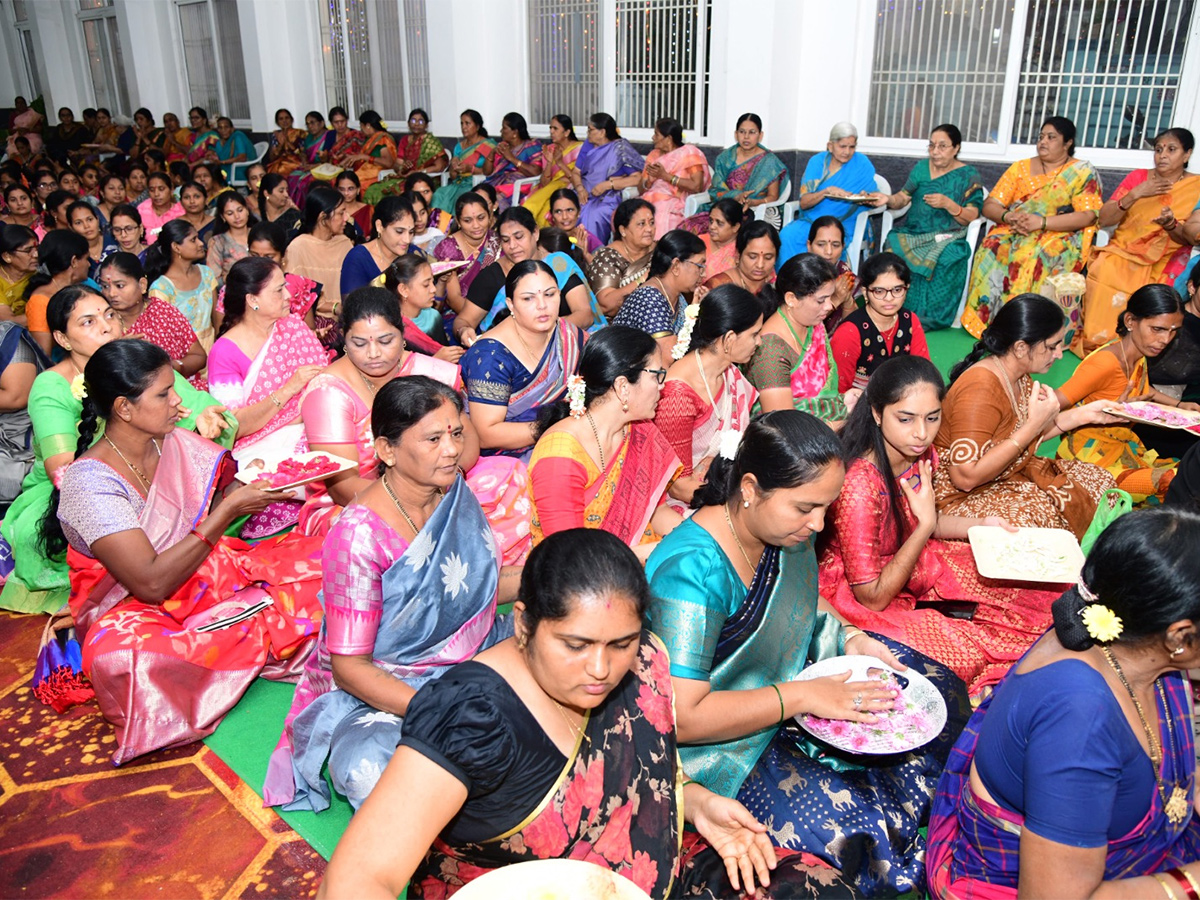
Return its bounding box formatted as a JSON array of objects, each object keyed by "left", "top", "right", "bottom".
[{"left": 1052, "top": 587, "right": 1095, "bottom": 651}]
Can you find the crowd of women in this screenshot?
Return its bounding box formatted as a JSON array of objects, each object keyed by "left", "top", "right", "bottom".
[{"left": 4, "top": 99, "right": 1200, "bottom": 898}]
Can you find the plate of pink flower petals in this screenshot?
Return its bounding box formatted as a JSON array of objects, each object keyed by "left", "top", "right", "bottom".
[
  {"left": 796, "top": 655, "right": 947, "bottom": 755},
  {"left": 1103, "top": 400, "right": 1200, "bottom": 431}
]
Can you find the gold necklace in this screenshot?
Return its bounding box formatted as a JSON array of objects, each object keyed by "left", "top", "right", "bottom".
[
  {"left": 723, "top": 503, "right": 759, "bottom": 572},
  {"left": 551, "top": 698, "right": 591, "bottom": 745},
  {"left": 381, "top": 470, "right": 420, "bottom": 535},
  {"left": 104, "top": 435, "right": 158, "bottom": 490},
  {"left": 513, "top": 324, "right": 548, "bottom": 365},
  {"left": 356, "top": 364, "right": 393, "bottom": 397},
  {"left": 1100, "top": 646, "right": 1190, "bottom": 824}
]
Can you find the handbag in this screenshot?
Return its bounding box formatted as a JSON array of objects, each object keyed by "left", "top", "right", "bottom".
[
  {"left": 1080, "top": 487, "right": 1132, "bottom": 556},
  {"left": 31, "top": 608, "right": 95, "bottom": 712}
]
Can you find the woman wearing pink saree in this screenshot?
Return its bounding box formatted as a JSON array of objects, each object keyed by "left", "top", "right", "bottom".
[
  {"left": 296, "top": 287, "right": 531, "bottom": 564},
  {"left": 641, "top": 117, "right": 711, "bottom": 238},
  {"left": 54, "top": 339, "right": 323, "bottom": 766},
  {"left": 207, "top": 257, "right": 328, "bottom": 539},
  {"left": 653, "top": 285, "right": 762, "bottom": 515}
]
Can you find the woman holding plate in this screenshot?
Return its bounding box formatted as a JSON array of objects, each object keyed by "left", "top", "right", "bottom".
[{"left": 645, "top": 410, "right": 970, "bottom": 896}]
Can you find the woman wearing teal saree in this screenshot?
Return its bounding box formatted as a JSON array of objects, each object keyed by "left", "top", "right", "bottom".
[
  {"left": 682, "top": 113, "right": 790, "bottom": 232},
  {"left": 778, "top": 122, "right": 884, "bottom": 268},
  {"left": 876, "top": 124, "right": 985, "bottom": 330},
  {"left": 645, "top": 410, "right": 970, "bottom": 895}
]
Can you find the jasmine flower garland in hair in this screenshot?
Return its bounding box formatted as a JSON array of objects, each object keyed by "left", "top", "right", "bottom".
[
  {"left": 672, "top": 303, "right": 701, "bottom": 360},
  {"left": 718, "top": 428, "right": 743, "bottom": 461},
  {"left": 566, "top": 374, "right": 586, "bottom": 418}
]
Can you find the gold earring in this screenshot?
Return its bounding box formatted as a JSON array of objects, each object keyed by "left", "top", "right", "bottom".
[
  {"left": 516, "top": 632, "right": 528, "bottom": 650},
  {"left": 622, "top": 399, "right": 629, "bottom": 413}
]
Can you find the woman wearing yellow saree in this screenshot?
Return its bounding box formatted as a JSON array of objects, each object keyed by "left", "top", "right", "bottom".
[
  {"left": 1056, "top": 284, "right": 1196, "bottom": 503},
  {"left": 264, "top": 109, "right": 308, "bottom": 177},
  {"left": 961, "top": 116, "right": 1103, "bottom": 338},
  {"left": 1078, "top": 128, "right": 1200, "bottom": 355},
  {"left": 341, "top": 111, "right": 397, "bottom": 189},
  {"left": 522, "top": 114, "right": 584, "bottom": 225}
]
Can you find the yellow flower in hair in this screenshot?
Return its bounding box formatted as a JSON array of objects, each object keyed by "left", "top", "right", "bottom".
[{"left": 1081, "top": 604, "right": 1123, "bottom": 643}]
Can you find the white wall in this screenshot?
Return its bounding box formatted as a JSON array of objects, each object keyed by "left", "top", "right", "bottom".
[
  {"left": 115, "top": 1, "right": 188, "bottom": 120},
  {"left": 238, "top": 0, "right": 325, "bottom": 132}
]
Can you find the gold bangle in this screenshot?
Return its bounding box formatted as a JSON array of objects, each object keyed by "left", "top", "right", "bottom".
[
  {"left": 268, "top": 392, "right": 283, "bottom": 409},
  {"left": 843, "top": 627, "right": 865, "bottom": 643},
  {"left": 770, "top": 683, "right": 785, "bottom": 725},
  {"left": 1155, "top": 874, "right": 1178, "bottom": 900},
  {"left": 1008, "top": 437, "right": 1023, "bottom": 454}
]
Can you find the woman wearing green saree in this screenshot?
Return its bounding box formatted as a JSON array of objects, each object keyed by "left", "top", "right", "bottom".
[
  {"left": 0, "top": 286, "right": 234, "bottom": 614},
  {"left": 874, "top": 124, "right": 984, "bottom": 330}
]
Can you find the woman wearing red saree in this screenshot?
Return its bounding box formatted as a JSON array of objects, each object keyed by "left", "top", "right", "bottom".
[
  {"left": 821, "top": 355, "right": 1062, "bottom": 697},
  {"left": 641, "top": 117, "right": 711, "bottom": 238},
  {"left": 529, "top": 326, "right": 683, "bottom": 562},
  {"left": 319, "top": 528, "right": 858, "bottom": 899},
  {"left": 53, "top": 338, "right": 323, "bottom": 766}
]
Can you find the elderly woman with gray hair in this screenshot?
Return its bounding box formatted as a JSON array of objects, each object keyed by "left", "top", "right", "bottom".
[{"left": 779, "top": 121, "right": 884, "bottom": 267}]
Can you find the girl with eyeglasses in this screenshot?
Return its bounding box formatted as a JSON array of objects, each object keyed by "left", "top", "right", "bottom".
[{"left": 831, "top": 252, "right": 930, "bottom": 392}]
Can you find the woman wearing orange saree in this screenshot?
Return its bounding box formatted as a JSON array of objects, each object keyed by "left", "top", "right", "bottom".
[
  {"left": 528, "top": 326, "right": 682, "bottom": 561},
  {"left": 935, "top": 295, "right": 1117, "bottom": 539},
  {"left": 1079, "top": 128, "right": 1200, "bottom": 355},
  {"left": 341, "top": 111, "right": 397, "bottom": 189},
  {"left": 641, "top": 117, "right": 711, "bottom": 238},
  {"left": 54, "top": 339, "right": 323, "bottom": 766},
  {"left": 264, "top": 108, "right": 308, "bottom": 177},
  {"left": 961, "top": 117, "right": 1103, "bottom": 337},
  {"left": 522, "top": 114, "right": 584, "bottom": 225}
]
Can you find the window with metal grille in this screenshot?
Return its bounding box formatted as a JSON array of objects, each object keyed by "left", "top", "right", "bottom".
[
  {"left": 76, "top": 1, "right": 130, "bottom": 115},
  {"left": 175, "top": 0, "right": 251, "bottom": 122},
  {"left": 527, "top": 0, "right": 711, "bottom": 138},
  {"left": 319, "top": 0, "right": 431, "bottom": 121},
  {"left": 867, "top": 0, "right": 1197, "bottom": 159}
]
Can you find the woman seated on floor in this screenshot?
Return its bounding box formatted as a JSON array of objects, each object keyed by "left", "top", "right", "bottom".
[
  {"left": 934, "top": 293, "right": 1118, "bottom": 539},
  {"left": 9, "top": 287, "right": 208, "bottom": 615},
  {"left": 404, "top": 172, "right": 452, "bottom": 236},
  {"left": 461, "top": 260, "right": 584, "bottom": 462},
  {"left": 0, "top": 224, "right": 37, "bottom": 324},
  {"left": 544, "top": 187, "right": 602, "bottom": 264},
  {"left": 778, "top": 122, "right": 883, "bottom": 267},
  {"left": 454, "top": 207, "right": 601, "bottom": 343},
  {"left": 100, "top": 253, "right": 206, "bottom": 388},
  {"left": 806, "top": 215, "right": 858, "bottom": 331},
  {"left": 286, "top": 186, "right": 354, "bottom": 348},
  {"left": 1055, "top": 283, "right": 1193, "bottom": 504},
  {"left": 645, "top": 410, "right": 971, "bottom": 896},
  {"left": 831, "top": 251, "right": 931, "bottom": 392},
  {"left": 66, "top": 201, "right": 117, "bottom": 282},
  {"left": 1080, "top": 128, "right": 1199, "bottom": 355},
  {"left": 320, "top": 528, "right": 856, "bottom": 899},
  {"left": 433, "top": 192, "right": 499, "bottom": 316},
  {"left": 612, "top": 228, "right": 708, "bottom": 365},
  {"left": 403, "top": 190, "right": 442, "bottom": 254},
  {"left": 206, "top": 191, "right": 257, "bottom": 285},
  {"left": 682, "top": 113, "right": 790, "bottom": 233},
  {"left": 821, "top": 355, "right": 1062, "bottom": 697},
  {"left": 257, "top": 173, "right": 302, "bottom": 237},
  {"left": 875, "top": 123, "right": 985, "bottom": 331},
  {"left": 586, "top": 197, "right": 656, "bottom": 316},
  {"left": 265, "top": 375, "right": 518, "bottom": 812},
  {"left": 334, "top": 171, "right": 373, "bottom": 242},
  {"left": 136, "top": 172, "right": 184, "bottom": 243},
  {"left": 696, "top": 198, "right": 745, "bottom": 280},
  {"left": 928, "top": 507, "right": 1200, "bottom": 899},
  {"left": 0, "top": 318, "right": 47, "bottom": 509},
  {"left": 207, "top": 257, "right": 327, "bottom": 540},
  {"left": 23, "top": 230, "right": 91, "bottom": 357},
  {"left": 700, "top": 218, "right": 780, "bottom": 303},
  {"left": 339, "top": 195, "right": 419, "bottom": 299},
  {"left": 571, "top": 112, "right": 645, "bottom": 245},
  {"left": 640, "top": 116, "right": 711, "bottom": 237},
  {"left": 295, "top": 286, "right": 531, "bottom": 561},
  {"left": 108, "top": 205, "right": 148, "bottom": 261},
  {"left": 144, "top": 218, "right": 219, "bottom": 350},
  {"left": 528, "top": 325, "right": 682, "bottom": 559},
  {"left": 52, "top": 338, "right": 323, "bottom": 766},
  {"left": 653, "top": 284, "right": 761, "bottom": 514},
  {"left": 961, "top": 115, "right": 1102, "bottom": 338},
  {"left": 746, "top": 253, "right": 859, "bottom": 429}
]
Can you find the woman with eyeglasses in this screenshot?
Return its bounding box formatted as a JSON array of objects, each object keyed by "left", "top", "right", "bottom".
[
  {"left": 108, "top": 204, "right": 149, "bottom": 262},
  {"left": 0, "top": 225, "right": 37, "bottom": 324},
  {"left": 831, "top": 252, "right": 931, "bottom": 392},
  {"left": 363, "top": 108, "right": 448, "bottom": 206},
  {"left": 528, "top": 325, "right": 682, "bottom": 560}
]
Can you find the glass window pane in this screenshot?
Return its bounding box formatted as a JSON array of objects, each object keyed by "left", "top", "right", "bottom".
[
  {"left": 320, "top": 0, "right": 350, "bottom": 113},
  {"left": 178, "top": 2, "right": 221, "bottom": 116},
  {"left": 403, "top": 0, "right": 431, "bottom": 112},
  {"left": 81, "top": 19, "right": 114, "bottom": 111},
  {"left": 13, "top": 1, "right": 28, "bottom": 24},
  {"left": 868, "top": 0, "right": 1014, "bottom": 143},
  {"left": 105, "top": 15, "right": 131, "bottom": 115},
  {"left": 20, "top": 30, "right": 42, "bottom": 99},
  {"left": 1014, "top": 0, "right": 1191, "bottom": 150},
  {"left": 371, "top": 0, "right": 405, "bottom": 120},
  {"left": 78, "top": 0, "right": 111, "bottom": 9},
  {"left": 343, "top": 0, "right": 373, "bottom": 113},
  {"left": 213, "top": 0, "right": 251, "bottom": 119},
  {"left": 613, "top": 0, "right": 709, "bottom": 132},
  {"left": 528, "top": 0, "right": 600, "bottom": 125}
]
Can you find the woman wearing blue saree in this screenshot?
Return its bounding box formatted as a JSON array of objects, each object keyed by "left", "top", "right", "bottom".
[
  {"left": 568, "top": 113, "right": 645, "bottom": 245},
  {"left": 779, "top": 122, "right": 884, "bottom": 268},
  {"left": 646, "top": 410, "right": 970, "bottom": 895},
  {"left": 928, "top": 508, "right": 1200, "bottom": 899},
  {"left": 263, "top": 377, "right": 516, "bottom": 811}
]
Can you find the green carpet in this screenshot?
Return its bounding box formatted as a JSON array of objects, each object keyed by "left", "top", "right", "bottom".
[{"left": 199, "top": 330, "right": 1082, "bottom": 870}]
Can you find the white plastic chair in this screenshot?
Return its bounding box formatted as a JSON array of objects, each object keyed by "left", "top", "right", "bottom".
[
  {"left": 679, "top": 164, "right": 716, "bottom": 218},
  {"left": 951, "top": 188, "right": 992, "bottom": 329},
  {"left": 229, "top": 141, "right": 268, "bottom": 187},
  {"left": 753, "top": 177, "right": 793, "bottom": 223},
  {"left": 511, "top": 176, "right": 540, "bottom": 207},
  {"left": 780, "top": 199, "right": 801, "bottom": 225},
  {"left": 846, "top": 175, "right": 891, "bottom": 274}
]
